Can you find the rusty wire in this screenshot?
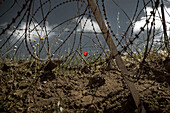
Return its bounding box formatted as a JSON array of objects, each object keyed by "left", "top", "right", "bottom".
[
  {"left": 0, "top": 0, "right": 169, "bottom": 64},
  {"left": 0, "top": 1, "right": 170, "bottom": 109}
]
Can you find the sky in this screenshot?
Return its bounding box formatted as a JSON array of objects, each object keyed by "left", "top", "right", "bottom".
[
  {"left": 0, "top": 0, "right": 145, "bottom": 37},
  {"left": 0, "top": 0, "right": 170, "bottom": 59},
  {"left": 134, "top": 1, "right": 170, "bottom": 40}
]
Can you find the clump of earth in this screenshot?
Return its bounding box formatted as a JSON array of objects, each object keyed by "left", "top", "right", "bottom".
[{"left": 0, "top": 57, "right": 169, "bottom": 113}]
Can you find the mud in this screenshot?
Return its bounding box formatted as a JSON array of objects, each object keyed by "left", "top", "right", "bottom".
[{"left": 0, "top": 59, "right": 169, "bottom": 113}]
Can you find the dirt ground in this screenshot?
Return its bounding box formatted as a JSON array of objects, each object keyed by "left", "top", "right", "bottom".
[{"left": 0, "top": 58, "right": 169, "bottom": 113}]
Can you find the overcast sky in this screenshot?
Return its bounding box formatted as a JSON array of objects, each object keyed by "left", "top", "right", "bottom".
[
  {"left": 0, "top": 0, "right": 149, "bottom": 34},
  {"left": 0, "top": 0, "right": 170, "bottom": 59},
  {"left": 1, "top": 0, "right": 170, "bottom": 37}
]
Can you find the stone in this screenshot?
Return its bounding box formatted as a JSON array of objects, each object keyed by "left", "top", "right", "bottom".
[
  {"left": 87, "top": 74, "right": 105, "bottom": 88},
  {"left": 87, "top": 105, "right": 97, "bottom": 113}
]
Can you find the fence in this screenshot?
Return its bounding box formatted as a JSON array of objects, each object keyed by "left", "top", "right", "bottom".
[{"left": 0, "top": 0, "right": 169, "bottom": 112}]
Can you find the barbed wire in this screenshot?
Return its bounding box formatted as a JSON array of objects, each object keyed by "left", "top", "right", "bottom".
[
  {"left": 0, "top": 1, "right": 169, "bottom": 111},
  {"left": 0, "top": 0, "right": 169, "bottom": 63}
]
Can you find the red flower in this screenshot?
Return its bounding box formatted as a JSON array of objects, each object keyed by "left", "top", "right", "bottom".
[{"left": 83, "top": 52, "right": 88, "bottom": 56}]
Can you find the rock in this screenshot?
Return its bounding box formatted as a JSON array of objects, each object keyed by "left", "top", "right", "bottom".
[
  {"left": 81, "top": 65, "right": 90, "bottom": 74},
  {"left": 44, "top": 59, "right": 64, "bottom": 71},
  {"left": 82, "top": 95, "right": 93, "bottom": 105},
  {"left": 1, "top": 60, "right": 16, "bottom": 71},
  {"left": 87, "top": 105, "right": 97, "bottom": 113},
  {"left": 19, "top": 81, "right": 29, "bottom": 89},
  {"left": 40, "top": 71, "right": 56, "bottom": 82},
  {"left": 64, "top": 84, "right": 73, "bottom": 90},
  {"left": 87, "top": 74, "right": 105, "bottom": 88},
  {"left": 164, "top": 57, "right": 170, "bottom": 73}
]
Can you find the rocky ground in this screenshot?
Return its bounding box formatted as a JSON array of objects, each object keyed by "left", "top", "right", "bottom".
[{"left": 0, "top": 57, "right": 169, "bottom": 113}]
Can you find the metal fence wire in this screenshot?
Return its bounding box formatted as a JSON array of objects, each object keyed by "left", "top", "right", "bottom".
[
  {"left": 0, "top": 0, "right": 170, "bottom": 112},
  {"left": 0, "top": 0, "right": 169, "bottom": 61}
]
